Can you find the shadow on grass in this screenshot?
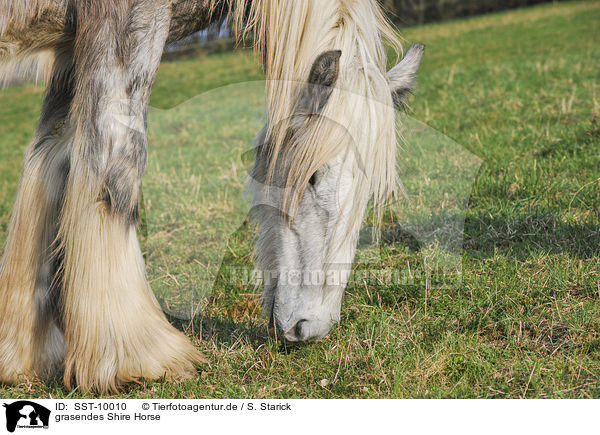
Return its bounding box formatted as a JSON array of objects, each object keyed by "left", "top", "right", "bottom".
[
  {"left": 378, "top": 210, "right": 600, "bottom": 260},
  {"left": 463, "top": 212, "right": 600, "bottom": 260},
  {"left": 187, "top": 314, "right": 302, "bottom": 356}
]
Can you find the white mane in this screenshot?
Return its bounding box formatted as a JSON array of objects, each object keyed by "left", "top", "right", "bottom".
[{"left": 236, "top": 0, "right": 402, "bottom": 228}]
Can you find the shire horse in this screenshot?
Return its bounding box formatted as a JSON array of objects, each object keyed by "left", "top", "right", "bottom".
[{"left": 0, "top": 0, "right": 424, "bottom": 393}]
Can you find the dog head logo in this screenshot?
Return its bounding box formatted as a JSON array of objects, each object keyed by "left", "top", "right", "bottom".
[{"left": 2, "top": 401, "right": 50, "bottom": 432}]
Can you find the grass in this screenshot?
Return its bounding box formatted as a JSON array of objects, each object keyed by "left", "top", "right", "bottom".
[{"left": 1, "top": 0, "right": 600, "bottom": 398}]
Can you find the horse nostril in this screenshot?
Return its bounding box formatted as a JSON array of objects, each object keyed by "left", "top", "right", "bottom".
[
  {"left": 282, "top": 319, "right": 332, "bottom": 342},
  {"left": 294, "top": 319, "right": 308, "bottom": 341}
]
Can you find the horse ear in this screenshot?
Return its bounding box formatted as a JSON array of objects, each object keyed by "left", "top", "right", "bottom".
[
  {"left": 388, "top": 44, "right": 425, "bottom": 110},
  {"left": 308, "top": 50, "right": 342, "bottom": 87},
  {"left": 297, "top": 50, "right": 342, "bottom": 115}
]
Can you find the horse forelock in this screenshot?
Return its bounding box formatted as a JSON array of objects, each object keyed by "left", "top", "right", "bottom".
[{"left": 235, "top": 0, "right": 403, "bottom": 231}]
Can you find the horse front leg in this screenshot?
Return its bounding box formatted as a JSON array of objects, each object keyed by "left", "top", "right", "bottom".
[
  {"left": 0, "top": 51, "right": 74, "bottom": 384},
  {"left": 60, "top": 1, "right": 203, "bottom": 393}
]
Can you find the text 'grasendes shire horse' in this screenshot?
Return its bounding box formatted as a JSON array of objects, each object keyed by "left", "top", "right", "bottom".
[{"left": 0, "top": 0, "right": 424, "bottom": 393}]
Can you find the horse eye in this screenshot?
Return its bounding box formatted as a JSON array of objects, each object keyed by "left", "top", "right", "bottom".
[{"left": 308, "top": 172, "right": 318, "bottom": 186}]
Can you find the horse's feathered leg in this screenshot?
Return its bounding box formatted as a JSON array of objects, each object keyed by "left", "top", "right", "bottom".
[
  {"left": 59, "top": 0, "right": 203, "bottom": 393},
  {"left": 0, "top": 47, "right": 74, "bottom": 383}
]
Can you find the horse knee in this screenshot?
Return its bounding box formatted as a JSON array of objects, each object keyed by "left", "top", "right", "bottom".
[{"left": 100, "top": 147, "right": 146, "bottom": 225}]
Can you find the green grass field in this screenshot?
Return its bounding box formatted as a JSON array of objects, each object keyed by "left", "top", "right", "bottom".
[{"left": 1, "top": 1, "right": 599, "bottom": 398}]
